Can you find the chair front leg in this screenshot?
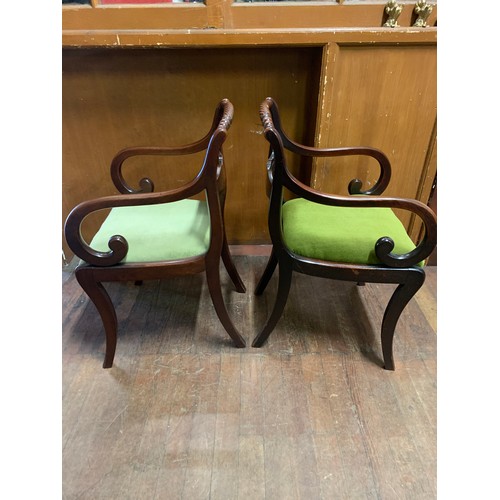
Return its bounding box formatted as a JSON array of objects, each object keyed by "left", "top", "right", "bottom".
[
  {"left": 381, "top": 269, "right": 425, "bottom": 370},
  {"left": 254, "top": 247, "right": 279, "bottom": 296},
  {"left": 75, "top": 268, "right": 118, "bottom": 369},
  {"left": 252, "top": 256, "right": 293, "bottom": 347}
]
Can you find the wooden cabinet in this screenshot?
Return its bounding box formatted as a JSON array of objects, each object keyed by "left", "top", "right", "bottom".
[{"left": 62, "top": 1, "right": 437, "bottom": 259}]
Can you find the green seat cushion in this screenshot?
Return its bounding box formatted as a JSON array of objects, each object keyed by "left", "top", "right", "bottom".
[
  {"left": 89, "top": 199, "right": 210, "bottom": 263},
  {"left": 282, "top": 198, "right": 420, "bottom": 266}
]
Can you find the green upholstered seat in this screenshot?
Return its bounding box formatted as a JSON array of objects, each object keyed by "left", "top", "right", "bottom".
[
  {"left": 90, "top": 199, "right": 210, "bottom": 263},
  {"left": 282, "top": 198, "right": 420, "bottom": 266}
]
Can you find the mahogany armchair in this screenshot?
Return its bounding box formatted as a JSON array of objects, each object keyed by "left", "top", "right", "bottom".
[
  {"left": 64, "top": 99, "right": 246, "bottom": 368},
  {"left": 253, "top": 97, "right": 437, "bottom": 370}
]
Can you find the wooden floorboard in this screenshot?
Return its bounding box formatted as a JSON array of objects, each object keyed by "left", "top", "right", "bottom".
[{"left": 62, "top": 255, "right": 437, "bottom": 500}]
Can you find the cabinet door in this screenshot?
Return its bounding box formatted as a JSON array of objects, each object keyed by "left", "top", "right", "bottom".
[{"left": 313, "top": 43, "right": 437, "bottom": 236}]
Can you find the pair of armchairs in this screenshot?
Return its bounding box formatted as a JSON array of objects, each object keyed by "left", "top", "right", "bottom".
[{"left": 64, "top": 98, "right": 437, "bottom": 370}]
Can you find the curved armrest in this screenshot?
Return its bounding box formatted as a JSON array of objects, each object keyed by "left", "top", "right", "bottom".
[
  {"left": 111, "top": 99, "right": 233, "bottom": 194},
  {"left": 65, "top": 179, "right": 204, "bottom": 267},
  {"left": 110, "top": 146, "right": 205, "bottom": 194},
  {"left": 288, "top": 144, "right": 391, "bottom": 196},
  {"left": 283, "top": 175, "right": 437, "bottom": 268},
  {"left": 260, "top": 97, "right": 391, "bottom": 196}
]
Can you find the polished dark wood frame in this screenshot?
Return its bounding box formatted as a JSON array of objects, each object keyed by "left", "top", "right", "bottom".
[
  {"left": 64, "top": 99, "right": 246, "bottom": 368},
  {"left": 253, "top": 97, "right": 437, "bottom": 370}
]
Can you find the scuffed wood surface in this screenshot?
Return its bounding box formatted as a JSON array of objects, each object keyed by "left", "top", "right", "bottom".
[{"left": 62, "top": 255, "right": 436, "bottom": 499}]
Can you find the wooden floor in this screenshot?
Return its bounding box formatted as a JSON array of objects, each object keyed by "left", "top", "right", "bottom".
[{"left": 62, "top": 251, "right": 437, "bottom": 500}]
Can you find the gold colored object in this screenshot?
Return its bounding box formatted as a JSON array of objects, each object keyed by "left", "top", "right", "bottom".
[
  {"left": 413, "top": 0, "right": 434, "bottom": 27},
  {"left": 384, "top": 0, "right": 403, "bottom": 28}
]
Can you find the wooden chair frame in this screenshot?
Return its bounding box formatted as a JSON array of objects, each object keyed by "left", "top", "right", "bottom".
[
  {"left": 65, "top": 99, "right": 246, "bottom": 368},
  {"left": 253, "top": 97, "right": 437, "bottom": 370}
]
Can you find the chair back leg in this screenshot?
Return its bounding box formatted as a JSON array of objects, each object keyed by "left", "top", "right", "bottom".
[
  {"left": 221, "top": 236, "right": 246, "bottom": 293},
  {"left": 75, "top": 268, "right": 118, "bottom": 369},
  {"left": 254, "top": 248, "right": 279, "bottom": 296},
  {"left": 252, "top": 255, "right": 293, "bottom": 347}
]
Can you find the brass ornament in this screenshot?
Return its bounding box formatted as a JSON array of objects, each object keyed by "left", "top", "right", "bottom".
[
  {"left": 384, "top": 0, "right": 403, "bottom": 28},
  {"left": 413, "top": 0, "right": 434, "bottom": 27}
]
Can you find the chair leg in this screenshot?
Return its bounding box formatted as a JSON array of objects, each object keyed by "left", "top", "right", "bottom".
[
  {"left": 221, "top": 235, "right": 246, "bottom": 293},
  {"left": 252, "top": 258, "right": 293, "bottom": 347},
  {"left": 255, "top": 247, "right": 278, "bottom": 296},
  {"left": 380, "top": 269, "right": 426, "bottom": 370},
  {"left": 75, "top": 268, "right": 118, "bottom": 369},
  {"left": 205, "top": 262, "right": 246, "bottom": 348}
]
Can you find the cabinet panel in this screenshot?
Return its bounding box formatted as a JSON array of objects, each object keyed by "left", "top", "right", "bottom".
[
  {"left": 63, "top": 1, "right": 437, "bottom": 33},
  {"left": 63, "top": 4, "right": 208, "bottom": 30},
  {"left": 313, "top": 43, "right": 437, "bottom": 233}
]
